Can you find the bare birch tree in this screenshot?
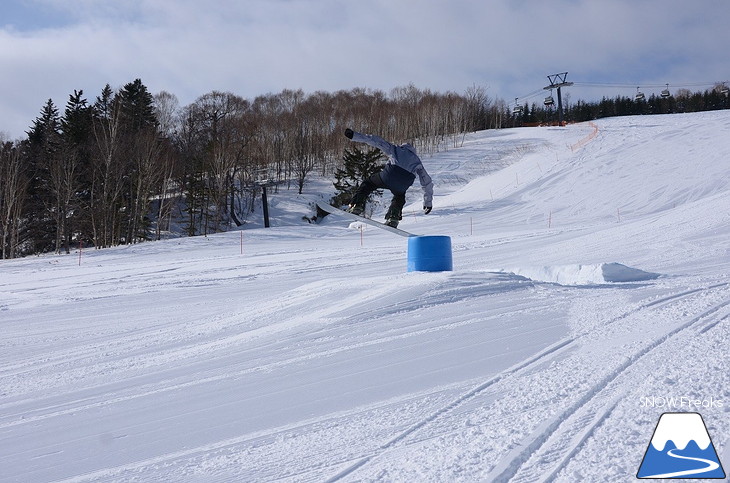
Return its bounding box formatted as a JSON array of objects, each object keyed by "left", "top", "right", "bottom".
[{"left": 0, "top": 141, "right": 29, "bottom": 259}]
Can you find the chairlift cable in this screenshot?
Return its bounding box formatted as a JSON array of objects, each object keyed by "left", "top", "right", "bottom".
[
  {"left": 508, "top": 78, "right": 728, "bottom": 111},
  {"left": 572, "top": 80, "right": 726, "bottom": 90}
]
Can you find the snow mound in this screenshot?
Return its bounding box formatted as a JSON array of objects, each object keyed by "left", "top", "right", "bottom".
[
  {"left": 348, "top": 221, "right": 367, "bottom": 231},
  {"left": 501, "top": 263, "right": 660, "bottom": 285}
]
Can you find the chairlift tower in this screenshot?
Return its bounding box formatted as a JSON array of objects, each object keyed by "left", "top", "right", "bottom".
[{"left": 543, "top": 72, "right": 573, "bottom": 125}]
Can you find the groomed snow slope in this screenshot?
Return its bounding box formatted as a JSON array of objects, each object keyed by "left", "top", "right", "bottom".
[{"left": 1, "top": 111, "right": 729, "bottom": 482}]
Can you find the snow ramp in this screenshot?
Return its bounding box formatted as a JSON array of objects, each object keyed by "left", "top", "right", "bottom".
[{"left": 499, "top": 262, "right": 660, "bottom": 285}]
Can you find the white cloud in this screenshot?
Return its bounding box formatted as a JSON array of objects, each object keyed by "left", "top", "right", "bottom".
[{"left": 1, "top": 0, "right": 729, "bottom": 138}]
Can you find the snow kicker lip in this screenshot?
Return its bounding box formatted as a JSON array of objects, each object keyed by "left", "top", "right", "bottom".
[{"left": 497, "top": 263, "right": 661, "bottom": 286}]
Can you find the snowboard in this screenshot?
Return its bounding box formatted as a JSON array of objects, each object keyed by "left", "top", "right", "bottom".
[{"left": 315, "top": 201, "right": 416, "bottom": 238}]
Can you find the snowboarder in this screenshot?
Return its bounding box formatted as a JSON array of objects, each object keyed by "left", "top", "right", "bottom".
[{"left": 344, "top": 128, "right": 433, "bottom": 228}]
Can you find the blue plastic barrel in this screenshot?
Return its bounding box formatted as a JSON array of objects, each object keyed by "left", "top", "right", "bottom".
[{"left": 407, "top": 235, "right": 453, "bottom": 272}]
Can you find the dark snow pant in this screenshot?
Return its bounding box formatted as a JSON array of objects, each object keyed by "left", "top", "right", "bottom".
[{"left": 351, "top": 164, "right": 416, "bottom": 220}]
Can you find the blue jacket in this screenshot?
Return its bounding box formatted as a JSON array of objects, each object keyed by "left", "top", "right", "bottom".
[{"left": 351, "top": 131, "right": 434, "bottom": 207}]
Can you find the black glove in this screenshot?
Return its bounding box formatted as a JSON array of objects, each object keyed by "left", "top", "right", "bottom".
[
  {"left": 423, "top": 205, "right": 432, "bottom": 215},
  {"left": 344, "top": 128, "right": 354, "bottom": 139}
]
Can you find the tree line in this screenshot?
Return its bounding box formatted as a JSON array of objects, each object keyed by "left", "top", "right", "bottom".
[
  {"left": 512, "top": 83, "right": 730, "bottom": 126},
  {"left": 2, "top": 79, "right": 728, "bottom": 259},
  {"left": 1, "top": 81, "right": 497, "bottom": 258}
]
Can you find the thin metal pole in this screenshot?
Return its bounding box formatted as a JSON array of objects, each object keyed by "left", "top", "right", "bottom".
[
  {"left": 557, "top": 86, "right": 564, "bottom": 125},
  {"left": 262, "top": 185, "right": 270, "bottom": 228}
]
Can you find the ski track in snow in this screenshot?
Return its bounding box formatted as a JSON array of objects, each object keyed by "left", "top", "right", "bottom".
[
  {"left": 328, "top": 282, "right": 730, "bottom": 483},
  {"left": 1, "top": 112, "right": 730, "bottom": 482},
  {"left": 494, "top": 285, "right": 730, "bottom": 483}
]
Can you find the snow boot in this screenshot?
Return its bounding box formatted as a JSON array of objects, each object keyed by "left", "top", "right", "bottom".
[{"left": 385, "top": 218, "right": 399, "bottom": 228}]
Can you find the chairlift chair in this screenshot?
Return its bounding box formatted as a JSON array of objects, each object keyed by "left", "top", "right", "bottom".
[
  {"left": 544, "top": 95, "right": 555, "bottom": 106},
  {"left": 721, "top": 84, "right": 730, "bottom": 96},
  {"left": 661, "top": 84, "right": 671, "bottom": 98},
  {"left": 635, "top": 87, "right": 645, "bottom": 101},
  {"left": 513, "top": 98, "right": 523, "bottom": 114}
]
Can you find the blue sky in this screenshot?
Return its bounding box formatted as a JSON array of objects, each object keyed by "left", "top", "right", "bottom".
[
  {"left": 4, "top": 0, "right": 71, "bottom": 31},
  {"left": 2, "top": 0, "right": 729, "bottom": 139}
]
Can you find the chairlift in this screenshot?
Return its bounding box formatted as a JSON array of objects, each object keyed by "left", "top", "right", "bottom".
[
  {"left": 660, "top": 83, "right": 671, "bottom": 98},
  {"left": 513, "top": 98, "right": 523, "bottom": 114},
  {"left": 721, "top": 84, "right": 730, "bottom": 96},
  {"left": 635, "top": 87, "right": 645, "bottom": 101},
  {"left": 544, "top": 95, "right": 555, "bottom": 106}
]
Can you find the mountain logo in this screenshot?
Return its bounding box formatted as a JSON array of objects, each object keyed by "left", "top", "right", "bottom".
[{"left": 637, "top": 412, "right": 726, "bottom": 479}]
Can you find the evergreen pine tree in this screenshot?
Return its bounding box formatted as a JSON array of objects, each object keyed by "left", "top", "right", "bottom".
[
  {"left": 61, "top": 91, "right": 91, "bottom": 141},
  {"left": 331, "top": 146, "right": 384, "bottom": 209},
  {"left": 118, "top": 79, "right": 157, "bottom": 133},
  {"left": 61, "top": 90, "right": 94, "bottom": 248},
  {"left": 94, "top": 84, "right": 116, "bottom": 121},
  {"left": 25, "top": 99, "right": 62, "bottom": 253},
  {"left": 27, "top": 99, "right": 61, "bottom": 149},
  {"left": 116, "top": 79, "right": 160, "bottom": 243}
]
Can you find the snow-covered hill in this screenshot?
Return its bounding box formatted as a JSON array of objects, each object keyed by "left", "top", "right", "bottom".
[{"left": 2, "top": 111, "right": 729, "bottom": 482}]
